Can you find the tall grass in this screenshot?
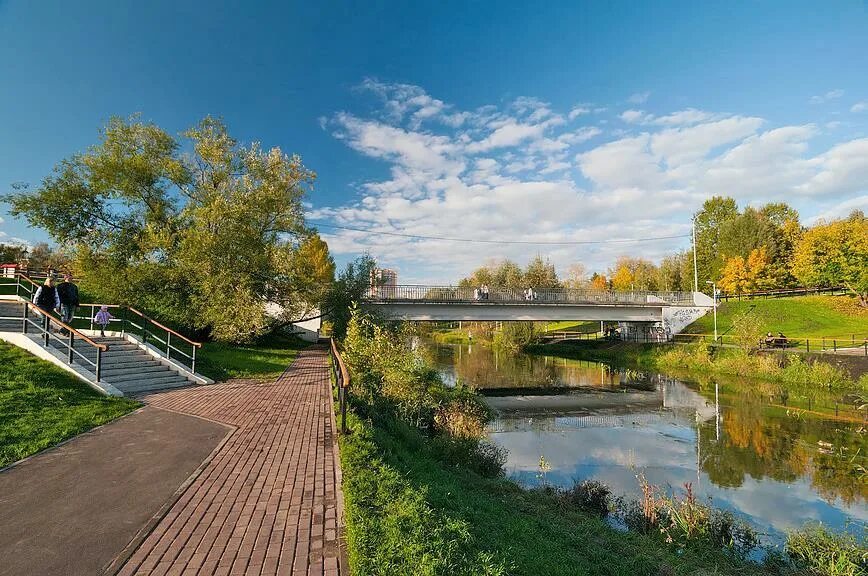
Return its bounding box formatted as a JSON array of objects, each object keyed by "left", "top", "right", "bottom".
[{"left": 785, "top": 524, "right": 867, "bottom": 576}]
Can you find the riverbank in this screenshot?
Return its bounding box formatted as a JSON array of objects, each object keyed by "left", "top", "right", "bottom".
[
  {"left": 338, "top": 311, "right": 865, "bottom": 575},
  {"left": 526, "top": 341, "right": 868, "bottom": 393}
]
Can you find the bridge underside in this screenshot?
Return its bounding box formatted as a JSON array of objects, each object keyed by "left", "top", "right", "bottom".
[{"left": 362, "top": 302, "right": 665, "bottom": 322}]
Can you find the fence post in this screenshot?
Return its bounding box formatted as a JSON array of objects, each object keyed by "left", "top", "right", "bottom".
[
  {"left": 166, "top": 332, "right": 172, "bottom": 359},
  {"left": 833, "top": 339, "right": 837, "bottom": 352},
  {"left": 95, "top": 348, "right": 102, "bottom": 382},
  {"left": 22, "top": 304, "right": 28, "bottom": 334},
  {"left": 192, "top": 346, "right": 197, "bottom": 374},
  {"left": 68, "top": 333, "right": 74, "bottom": 364},
  {"left": 43, "top": 313, "right": 49, "bottom": 346},
  {"left": 806, "top": 339, "right": 810, "bottom": 353}
]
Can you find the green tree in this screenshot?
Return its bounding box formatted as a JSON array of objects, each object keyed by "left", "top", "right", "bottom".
[
  {"left": 4, "top": 115, "right": 328, "bottom": 341},
  {"left": 492, "top": 260, "right": 525, "bottom": 288},
  {"left": 694, "top": 196, "right": 739, "bottom": 286},
  {"left": 792, "top": 211, "right": 868, "bottom": 306},
  {"left": 523, "top": 256, "right": 559, "bottom": 288},
  {"left": 0, "top": 243, "right": 27, "bottom": 265},
  {"left": 323, "top": 255, "right": 376, "bottom": 339}
]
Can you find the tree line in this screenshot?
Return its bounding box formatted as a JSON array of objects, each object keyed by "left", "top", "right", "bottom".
[{"left": 458, "top": 197, "right": 866, "bottom": 306}]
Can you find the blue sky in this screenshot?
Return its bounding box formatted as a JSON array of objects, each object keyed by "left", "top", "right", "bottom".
[{"left": 2, "top": 0, "right": 868, "bottom": 282}]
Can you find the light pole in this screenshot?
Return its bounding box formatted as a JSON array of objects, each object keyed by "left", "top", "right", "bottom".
[
  {"left": 692, "top": 216, "right": 699, "bottom": 293},
  {"left": 706, "top": 280, "right": 718, "bottom": 343}
]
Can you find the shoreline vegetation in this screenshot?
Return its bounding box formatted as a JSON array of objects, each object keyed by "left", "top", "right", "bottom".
[
  {"left": 337, "top": 310, "right": 866, "bottom": 576},
  {"left": 524, "top": 340, "right": 868, "bottom": 394}
]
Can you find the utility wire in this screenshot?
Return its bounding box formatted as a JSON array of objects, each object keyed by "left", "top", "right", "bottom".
[{"left": 310, "top": 222, "right": 691, "bottom": 246}]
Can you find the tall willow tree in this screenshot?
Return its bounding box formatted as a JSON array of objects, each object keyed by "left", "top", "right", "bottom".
[{"left": 4, "top": 115, "right": 333, "bottom": 341}]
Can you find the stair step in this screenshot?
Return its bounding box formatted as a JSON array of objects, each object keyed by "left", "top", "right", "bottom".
[
  {"left": 113, "top": 375, "right": 191, "bottom": 393},
  {"left": 101, "top": 365, "right": 171, "bottom": 377},
  {"left": 102, "top": 368, "right": 173, "bottom": 383},
  {"left": 95, "top": 359, "right": 163, "bottom": 370}
]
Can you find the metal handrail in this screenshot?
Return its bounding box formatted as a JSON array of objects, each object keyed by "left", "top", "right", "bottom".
[
  {"left": 329, "top": 337, "right": 350, "bottom": 434},
  {"left": 72, "top": 303, "right": 201, "bottom": 373},
  {"left": 4, "top": 274, "right": 202, "bottom": 374},
  {"left": 23, "top": 302, "right": 107, "bottom": 349},
  {"left": 364, "top": 284, "right": 697, "bottom": 306},
  {"left": 21, "top": 302, "right": 108, "bottom": 382},
  {"left": 127, "top": 307, "right": 202, "bottom": 347}
]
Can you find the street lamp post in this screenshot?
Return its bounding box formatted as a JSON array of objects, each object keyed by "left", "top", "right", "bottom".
[
  {"left": 706, "top": 280, "right": 718, "bottom": 343},
  {"left": 692, "top": 217, "right": 699, "bottom": 292}
]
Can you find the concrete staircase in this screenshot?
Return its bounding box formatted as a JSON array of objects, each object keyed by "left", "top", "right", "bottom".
[{"left": 0, "top": 299, "right": 198, "bottom": 396}]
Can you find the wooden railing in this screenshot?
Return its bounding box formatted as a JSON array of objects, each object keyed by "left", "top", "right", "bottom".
[
  {"left": 673, "top": 332, "right": 868, "bottom": 354},
  {"left": 328, "top": 337, "right": 350, "bottom": 434}
]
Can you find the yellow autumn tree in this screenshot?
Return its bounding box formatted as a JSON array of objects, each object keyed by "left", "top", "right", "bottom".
[
  {"left": 610, "top": 265, "right": 634, "bottom": 290},
  {"left": 792, "top": 212, "right": 868, "bottom": 306},
  {"left": 590, "top": 273, "right": 608, "bottom": 291},
  {"left": 719, "top": 256, "right": 748, "bottom": 294},
  {"left": 719, "top": 248, "right": 772, "bottom": 294}
]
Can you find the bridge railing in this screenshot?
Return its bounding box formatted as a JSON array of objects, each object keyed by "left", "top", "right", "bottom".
[{"left": 364, "top": 285, "right": 696, "bottom": 306}]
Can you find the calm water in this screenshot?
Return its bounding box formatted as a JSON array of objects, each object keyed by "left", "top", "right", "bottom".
[{"left": 418, "top": 339, "right": 868, "bottom": 542}]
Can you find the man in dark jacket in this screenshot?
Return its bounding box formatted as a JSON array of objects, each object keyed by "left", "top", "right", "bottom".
[{"left": 57, "top": 274, "right": 80, "bottom": 329}]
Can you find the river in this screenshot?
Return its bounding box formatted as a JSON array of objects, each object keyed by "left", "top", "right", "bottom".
[{"left": 418, "top": 339, "right": 867, "bottom": 543}]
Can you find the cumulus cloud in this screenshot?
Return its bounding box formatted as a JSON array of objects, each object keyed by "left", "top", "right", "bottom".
[
  {"left": 851, "top": 100, "right": 868, "bottom": 113},
  {"left": 317, "top": 81, "right": 868, "bottom": 282}
]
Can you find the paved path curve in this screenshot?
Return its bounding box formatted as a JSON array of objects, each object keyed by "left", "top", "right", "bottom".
[
  {"left": 118, "top": 346, "right": 345, "bottom": 576},
  {"left": 0, "top": 407, "right": 230, "bottom": 576}
]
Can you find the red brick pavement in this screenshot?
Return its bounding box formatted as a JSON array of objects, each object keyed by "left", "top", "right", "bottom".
[{"left": 116, "top": 347, "right": 345, "bottom": 576}]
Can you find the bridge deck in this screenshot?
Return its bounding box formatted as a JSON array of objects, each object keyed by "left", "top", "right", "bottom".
[{"left": 365, "top": 285, "right": 697, "bottom": 306}]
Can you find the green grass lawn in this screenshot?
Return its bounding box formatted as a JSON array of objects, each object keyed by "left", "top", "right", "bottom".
[
  {"left": 0, "top": 341, "right": 140, "bottom": 468},
  {"left": 685, "top": 295, "right": 867, "bottom": 342},
  {"left": 196, "top": 332, "right": 309, "bottom": 381}
]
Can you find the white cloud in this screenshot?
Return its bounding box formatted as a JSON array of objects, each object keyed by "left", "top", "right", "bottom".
[
  {"left": 628, "top": 91, "right": 650, "bottom": 104},
  {"left": 317, "top": 81, "right": 868, "bottom": 282},
  {"left": 568, "top": 106, "right": 590, "bottom": 120},
  {"left": 808, "top": 195, "right": 868, "bottom": 224},
  {"left": 649, "top": 108, "right": 715, "bottom": 126},
  {"left": 809, "top": 89, "right": 844, "bottom": 104},
  {"left": 620, "top": 109, "right": 648, "bottom": 123},
  {"left": 850, "top": 100, "right": 868, "bottom": 113}
]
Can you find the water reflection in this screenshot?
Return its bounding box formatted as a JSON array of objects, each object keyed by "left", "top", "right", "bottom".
[{"left": 421, "top": 339, "right": 868, "bottom": 541}]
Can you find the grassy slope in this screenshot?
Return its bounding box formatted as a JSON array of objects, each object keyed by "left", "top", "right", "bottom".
[
  {"left": 0, "top": 341, "right": 140, "bottom": 468},
  {"left": 341, "top": 405, "right": 769, "bottom": 576},
  {"left": 685, "top": 295, "right": 867, "bottom": 339},
  {"left": 542, "top": 320, "right": 599, "bottom": 332},
  {"left": 197, "top": 332, "right": 308, "bottom": 381}
]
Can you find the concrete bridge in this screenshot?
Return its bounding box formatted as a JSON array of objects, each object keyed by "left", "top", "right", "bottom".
[{"left": 362, "top": 285, "right": 714, "bottom": 336}]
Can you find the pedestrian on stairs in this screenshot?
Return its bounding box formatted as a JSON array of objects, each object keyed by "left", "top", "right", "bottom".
[
  {"left": 33, "top": 277, "right": 60, "bottom": 315},
  {"left": 93, "top": 306, "right": 114, "bottom": 337},
  {"left": 57, "top": 274, "right": 80, "bottom": 334}
]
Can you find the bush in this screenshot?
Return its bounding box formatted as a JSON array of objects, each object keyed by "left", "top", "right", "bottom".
[
  {"left": 430, "top": 436, "right": 507, "bottom": 478},
  {"left": 612, "top": 476, "right": 759, "bottom": 558},
  {"left": 342, "top": 308, "right": 503, "bottom": 477},
  {"left": 786, "top": 524, "right": 867, "bottom": 576},
  {"left": 563, "top": 480, "right": 611, "bottom": 517}
]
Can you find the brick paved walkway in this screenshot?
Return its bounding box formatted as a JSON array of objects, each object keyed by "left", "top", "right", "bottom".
[{"left": 117, "top": 347, "right": 345, "bottom": 576}]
